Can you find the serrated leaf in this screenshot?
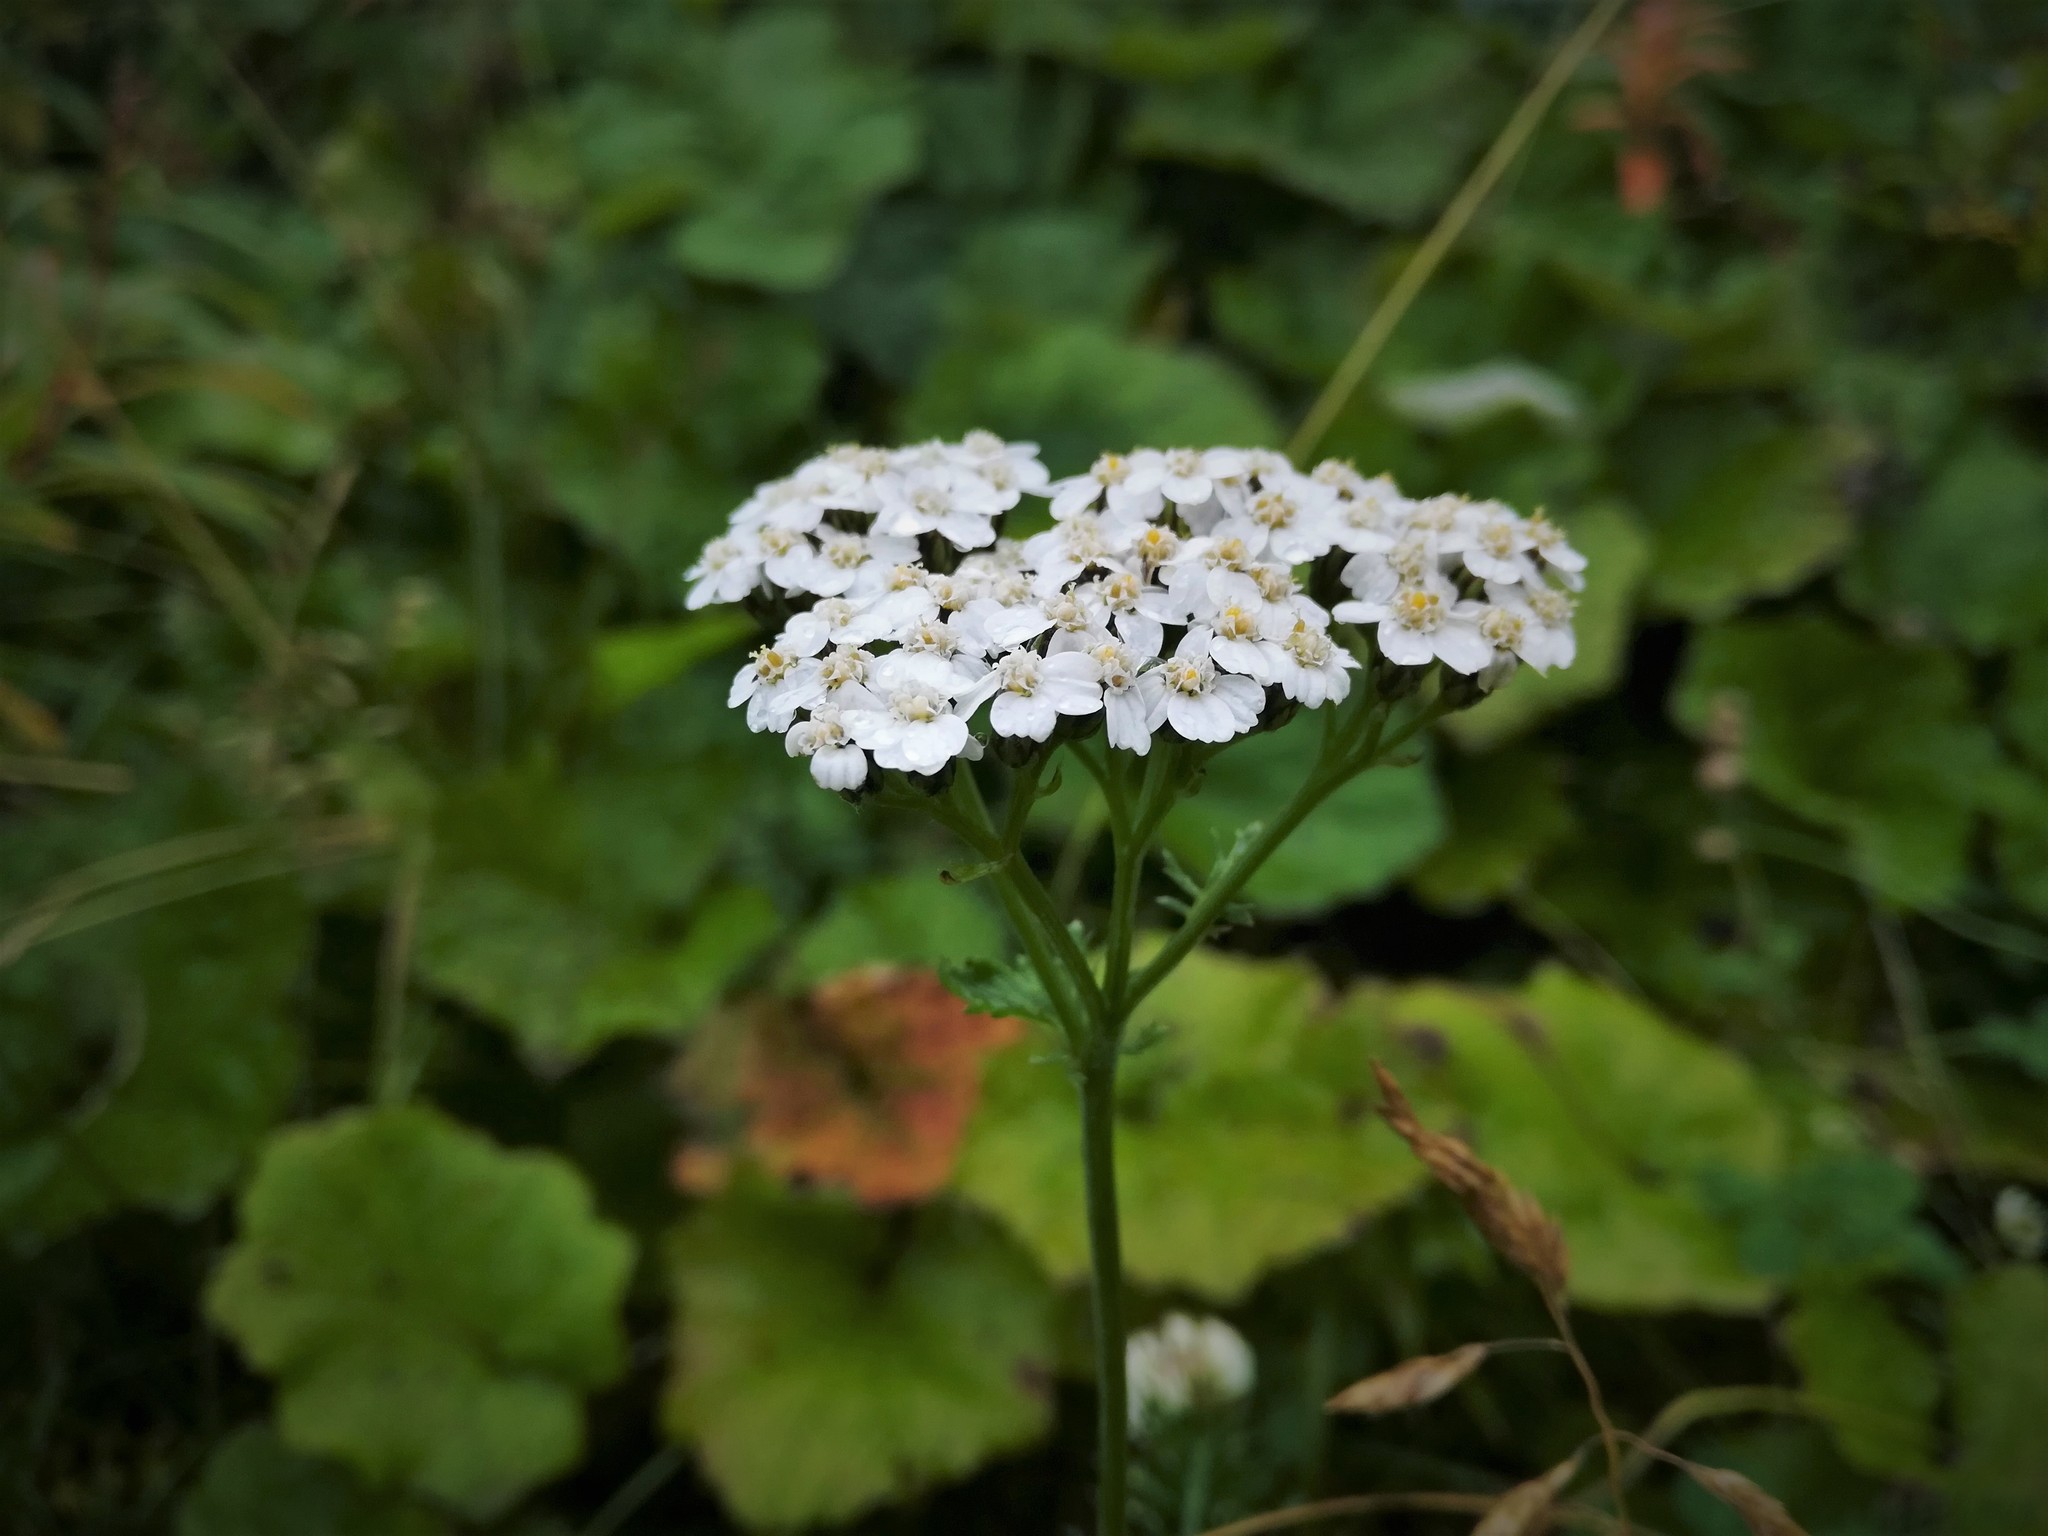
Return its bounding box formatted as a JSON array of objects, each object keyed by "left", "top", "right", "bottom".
[
  {"left": 1673, "top": 614, "right": 2001, "bottom": 906},
  {"left": 1353, "top": 965, "right": 1787, "bottom": 1311},
  {"left": 955, "top": 948, "right": 1423, "bottom": 1299},
  {"left": 178, "top": 1424, "right": 450, "bottom": 1536},
  {"left": 206, "top": 1106, "right": 634, "bottom": 1520},
  {"left": 662, "top": 1191, "right": 1054, "bottom": 1528},
  {"left": 939, "top": 955, "right": 1058, "bottom": 1030}
]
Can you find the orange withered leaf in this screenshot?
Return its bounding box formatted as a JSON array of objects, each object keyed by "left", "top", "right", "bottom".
[
  {"left": 1325, "top": 1342, "right": 1490, "bottom": 1415},
  {"left": 1372, "top": 1060, "right": 1569, "bottom": 1298},
  {"left": 741, "top": 966, "right": 1022, "bottom": 1205}
]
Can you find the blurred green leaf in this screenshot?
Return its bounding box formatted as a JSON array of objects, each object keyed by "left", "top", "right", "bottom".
[
  {"left": 972, "top": 0, "right": 1311, "bottom": 81},
  {"left": 789, "top": 870, "right": 1004, "bottom": 986},
  {"left": 417, "top": 872, "right": 777, "bottom": 1064},
  {"left": 1951, "top": 1266, "right": 2048, "bottom": 1535},
  {"left": 956, "top": 948, "right": 1423, "bottom": 1298},
  {"left": 0, "top": 878, "right": 309, "bottom": 1246},
  {"left": 1410, "top": 745, "right": 1574, "bottom": 911},
  {"left": 662, "top": 1189, "right": 1054, "bottom": 1528},
  {"left": 666, "top": 13, "right": 921, "bottom": 291},
  {"left": 940, "top": 207, "right": 1168, "bottom": 337},
  {"left": 1359, "top": 966, "right": 1788, "bottom": 1311},
  {"left": 1210, "top": 229, "right": 1374, "bottom": 380},
  {"left": 1782, "top": 1288, "right": 1939, "bottom": 1478},
  {"left": 207, "top": 1105, "right": 634, "bottom": 1519},
  {"left": 904, "top": 321, "right": 1278, "bottom": 475},
  {"left": 1673, "top": 614, "right": 2001, "bottom": 905},
  {"left": 2007, "top": 647, "right": 2048, "bottom": 769},
  {"left": 590, "top": 614, "right": 755, "bottom": 715},
  {"left": 1631, "top": 416, "right": 1852, "bottom": 620},
  {"left": 1843, "top": 429, "right": 2048, "bottom": 652},
  {"left": 1700, "top": 1153, "right": 1961, "bottom": 1291},
  {"left": 1163, "top": 724, "right": 1444, "bottom": 916},
  {"left": 179, "top": 1424, "right": 451, "bottom": 1536},
  {"left": 1125, "top": 16, "right": 1499, "bottom": 224}
]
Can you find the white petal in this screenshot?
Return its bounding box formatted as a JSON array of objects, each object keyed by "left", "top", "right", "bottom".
[
  {"left": 1433, "top": 621, "right": 1495, "bottom": 675},
  {"left": 1376, "top": 625, "right": 1437, "bottom": 667}
]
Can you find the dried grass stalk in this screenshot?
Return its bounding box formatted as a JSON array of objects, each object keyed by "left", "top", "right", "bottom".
[
  {"left": 1680, "top": 1462, "right": 1809, "bottom": 1535},
  {"left": 1325, "top": 1342, "right": 1491, "bottom": 1415},
  {"left": 1471, "top": 1453, "right": 1583, "bottom": 1536},
  {"left": 1372, "top": 1060, "right": 1570, "bottom": 1297}
]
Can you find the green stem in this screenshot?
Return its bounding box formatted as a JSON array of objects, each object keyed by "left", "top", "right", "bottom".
[
  {"left": 1102, "top": 823, "right": 1144, "bottom": 1020},
  {"left": 1124, "top": 762, "right": 1343, "bottom": 1018},
  {"left": 1080, "top": 1040, "right": 1129, "bottom": 1536}
]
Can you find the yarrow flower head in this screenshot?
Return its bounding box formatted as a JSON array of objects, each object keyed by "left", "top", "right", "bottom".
[
  {"left": 686, "top": 436, "right": 1583, "bottom": 792},
  {"left": 1125, "top": 1312, "right": 1256, "bottom": 1430}
]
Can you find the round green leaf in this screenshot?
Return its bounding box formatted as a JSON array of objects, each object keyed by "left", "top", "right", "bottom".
[
  {"left": 1673, "top": 614, "right": 2001, "bottom": 906},
  {"left": 955, "top": 948, "right": 1424, "bottom": 1299},
  {"left": 1357, "top": 965, "right": 1787, "bottom": 1311},
  {"left": 1842, "top": 429, "right": 2048, "bottom": 652},
  {"left": 179, "top": 1424, "right": 449, "bottom": 1536},
  {"left": 662, "top": 1191, "right": 1054, "bottom": 1528},
  {"left": 1161, "top": 724, "right": 1445, "bottom": 917},
  {"left": 1781, "top": 1289, "right": 1938, "bottom": 1479},
  {"left": 206, "top": 1106, "right": 634, "bottom": 1520},
  {"left": 1, "top": 878, "right": 309, "bottom": 1247},
  {"left": 1644, "top": 426, "right": 1852, "bottom": 620},
  {"left": 1951, "top": 1266, "right": 2048, "bottom": 1535}
]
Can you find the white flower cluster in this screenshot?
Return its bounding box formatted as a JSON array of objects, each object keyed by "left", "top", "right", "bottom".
[
  {"left": 686, "top": 434, "right": 1583, "bottom": 790},
  {"left": 1125, "top": 1312, "right": 1255, "bottom": 1430}
]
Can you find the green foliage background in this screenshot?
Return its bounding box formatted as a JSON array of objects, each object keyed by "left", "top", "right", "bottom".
[{"left": 3, "top": 0, "right": 2046, "bottom": 1531}]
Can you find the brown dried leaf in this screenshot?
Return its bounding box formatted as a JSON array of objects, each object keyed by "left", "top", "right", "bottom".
[
  {"left": 1373, "top": 1060, "right": 1570, "bottom": 1297},
  {"left": 1325, "top": 1343, "right": 1490, "bottom": 1415},
  {"left": 1471, "top": 1453, "right": 1583, "bottom": 1536},
  {"left": 741, "top": 966, "right": 1023, "bottom": 1204},
  {"left": 1680, "top": 1462, "right": 1808, "bottom": 1536}
]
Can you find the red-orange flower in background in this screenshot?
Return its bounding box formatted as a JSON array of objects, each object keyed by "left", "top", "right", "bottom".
[
  {"left": 737, "top": 966, "right": 1023, "bottom": 1205},
  {"left": 1573, "top": 0, "right": 1744, "bottom": 214}
]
